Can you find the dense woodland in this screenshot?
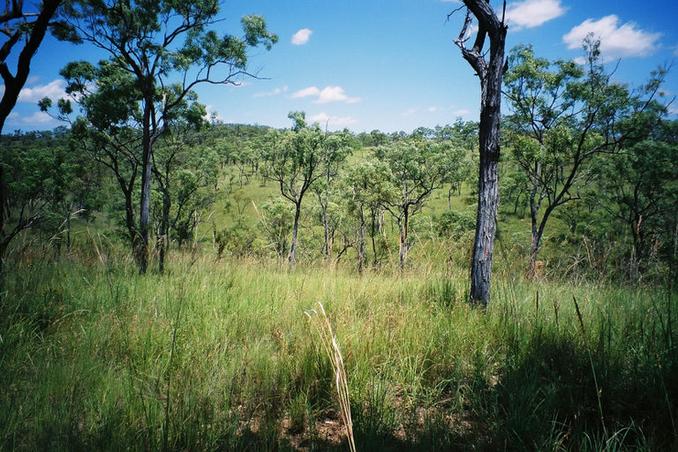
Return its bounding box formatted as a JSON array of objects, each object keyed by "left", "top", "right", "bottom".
[{"left": 1, "top": 0, "right": 677, "bottom": 450}]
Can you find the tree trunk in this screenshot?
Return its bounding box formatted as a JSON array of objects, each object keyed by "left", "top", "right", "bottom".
[
  {"left": 357, "top": 209, "right": 366, "bottom": 274},
  {"left": 137, "top": 98, "right": 153, "bottom": 274},
  {"left": 470, "top": 155, "right": 499, "bottom": 304},
  {"left": 468, "top": 31, "right": 505, "bottom": 305},
  {"left": 398, "top": 208, "right": 409, "bottom": 271},
  {"left": 123, "top": 188, "right": 136, "bottom": 251},
  {"left": 322, "top": 201, "right": 331, "bottom": 259},
  {"left": 288, "top": 202, "right": 301, "bottom": 267},
  {"left": 370, "top": 208, "right": 378, "bottom": 267},
  {"left": 527, "top": 191, "right": 541, "bottom": 278},
  {"left": 455, "top": 0, "right": 507, "bottom": 306},
  {"left": 158, "top": 191, "right": 170, "bottom": 274}
]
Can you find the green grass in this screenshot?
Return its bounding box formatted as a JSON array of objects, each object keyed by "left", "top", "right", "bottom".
[{"left": 1, "top": 249, "right": 676, "bottom": 450}]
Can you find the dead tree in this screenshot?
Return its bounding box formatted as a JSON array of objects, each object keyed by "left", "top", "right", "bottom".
[{"left": 453, "top": 0, "right": 508, "bottom": 305}]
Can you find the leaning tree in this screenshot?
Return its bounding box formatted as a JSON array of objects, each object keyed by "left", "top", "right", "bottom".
[
  {"left": 0, "top": 0, "right": 73, "bottom": 280},
  {"left": 453, "top": 0, "right": 508, "bottom": 305},
  {"left": 64, "top": 0, "right": 277, "bottom": 273}
]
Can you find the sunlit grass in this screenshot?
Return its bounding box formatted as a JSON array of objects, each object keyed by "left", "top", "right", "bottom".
[{"left": 1, "top": 252, "right": 676, "bottom": 450}]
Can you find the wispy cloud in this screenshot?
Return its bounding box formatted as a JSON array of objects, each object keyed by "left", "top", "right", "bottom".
[
  {"left": 563, "top": 15, "right": 661, "bottom": 61},
  {"left": 308, "top": 112, "right": 357, "bottom": 128},
  {"left": 402, "top": 105, "right": 471, "bottom": 119},
  {"left": 291, "top": 28, "right": 313, "bottom": 45},
  {"left": 253, "top": 85, "right": 288, "bottom": 98},
  {"left": 13, "top": 79, "right": 66, "bottom": 103},
  {"left": 7, "top": 110, "right": 58, "bottom": 126},
  {"left": 506, "top": 0, "right": 566, "bottom": 30},
  {"left": 291, "top": 85, "right": 361, "bottom": 104}
]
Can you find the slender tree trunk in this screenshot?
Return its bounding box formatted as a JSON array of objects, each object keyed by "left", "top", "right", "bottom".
[
  {"left": 398, "top": 208, "right": 409, "bottom": 271},
  {"left": 122, "top": 189, "right": 136, "bottom": 251},
  {"left": 370, "top": 208, "right": 378, "bottom": 267},
  {"left": 138, "top": 98, "right": 153, "bottom": 274},
  {"left": 288, "top": 202, "right": 301, "bottom": 267},
  {"left": 65, "top": 207, "right": 72, "bottom": 252},
  {"left": 357, "top": 209, "right": 366, "bottom": 274},
  {"left": 528, "top": 191, "right": 540, "bottom": 278},
  {"left": 322, "top": 202, "right": 330, "bottom": 259},
  {"left": 158, "top": 191, "right": 170, "bottom": 274}
]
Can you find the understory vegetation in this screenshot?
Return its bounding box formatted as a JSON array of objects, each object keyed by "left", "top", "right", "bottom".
[{"left": 1, "top": 250, "right": 676, "bottom": 450}]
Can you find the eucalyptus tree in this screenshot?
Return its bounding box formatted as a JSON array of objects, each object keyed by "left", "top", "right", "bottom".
[
  {"left": 41, "top": 59, "right": 144, "bottom": 250},
  {"left": 151, "top": 100, "right": 218, "bottom": 273},
  {"left": 312, "top": 131, "right": 352, "bottom": 259},
  {"left": 504, "top": 41, "right": 668, "bottom": 277},
  {"left": 341, "top": 158, "right": 392, "bottom": 273},
  {"left": 261, "top": 112, "right": 347, "bottom": 266},
  {"left": 453, "top": 0, "right": 508, "bottom": 305},
  {"left": 64, "top": 0, "right": 277, "bottom": 273},
  {"left": 375, "top": 138, "right": 448, "bottom": 270}
]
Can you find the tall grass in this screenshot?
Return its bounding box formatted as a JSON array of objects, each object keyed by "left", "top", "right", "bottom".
[{"left": 1, "top": 251, "right": 676, "bottom": 450}]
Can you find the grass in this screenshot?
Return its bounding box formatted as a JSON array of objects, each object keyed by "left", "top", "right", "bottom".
[{"left": 1, "top": 247, "right": 676, "bottom": 450}]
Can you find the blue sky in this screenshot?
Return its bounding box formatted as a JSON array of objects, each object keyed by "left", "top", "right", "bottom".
[{"left": 5, "top": 0, "right": 678, "bottom": 132}]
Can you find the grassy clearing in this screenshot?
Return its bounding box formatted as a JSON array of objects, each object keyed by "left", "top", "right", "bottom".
[{"left": 1, "top": 252, "right": 676, "bottom": 450}]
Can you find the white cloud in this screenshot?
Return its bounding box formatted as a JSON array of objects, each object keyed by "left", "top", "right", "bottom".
[
  {"left": 505, "top": 0, "right": 566, "bottom": 30},
  {"left": 17, "top": 79, "right": 66, "bottom": 103},
  {"left": 291, "top": 28, "right": 312, "bottom": 45},
  {"left": 253, "top": 85, "right": 288, "bottom": 98},
  {"left": 7, "top": 110, "right": 57, "bottom": 126},
  {"left": 291, "top": 85, "right": 361, "bottom": 104},
  {"left": 291, "top": 86, "right": 320, "bottom": 98},
  {"left": 563, "top": 15, "right": 661, "bottom": 61},
  {"left": 203, "top": 105, "right": 224, "bottom": 123},
  {"left": 308, "top": 112, "right": 357, "bottom": 128},
  {"left": 402, "top": 105, "right": 470, "bottom": 118}
]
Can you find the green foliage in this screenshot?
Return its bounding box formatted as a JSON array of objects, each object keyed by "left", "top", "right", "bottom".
[{"left": 436, "top": 210, "right": 475, "bottom": 240}]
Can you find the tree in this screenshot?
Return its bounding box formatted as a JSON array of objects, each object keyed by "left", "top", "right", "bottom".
[
  {"left": 42, "top": 59, "right": 144, "bottom": 251},
  {"left": 341, "top": 158, "right": 391, "bottom": 273},
  {"left": 261, "top": 112, "right": 344, "bottom": 266},
  {"left": 152, "top": 114, "right": 219, "bottom": 272},
  {"left": 375, "top": 138, "right": 448, "bottom": 270},
  {"left": 503, "top": 41, "right": 667, "bottom": 277},
  {"left": 0, "top": 0, "right": 73, "bottom": 280},
  {"left": 312, "top": 131, "right": 352, "bottom": 260},
  {"left": 0, "top": 130, "right": 92, "bottom": 276},
  {"left": 65, "top": 0, "right": 277, "bottom": 273},
  {"left": 594, "top": 117, "right": 677, "bottom": 281},
  {"left": 453, "top": 0, "right": 508, "bottom": 305}
]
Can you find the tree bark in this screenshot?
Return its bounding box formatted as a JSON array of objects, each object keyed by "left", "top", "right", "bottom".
[
  {"left": 398, "top": 208, "right": 409, "bottom": 271},
  {"left": 456, "top": 0, "right": 507, "bottom": 306},
  {"left": 158, "top": 191, "right": 170, "bottom": 274},
  {"left": 288, "top": 201, "right": 301, "bottom": 267},
  {"left": 137, "top": 97, "right": 153, "bottom": 274},
  {"left": 357, "top": 209, "right": 366, "bottom": 274}
]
